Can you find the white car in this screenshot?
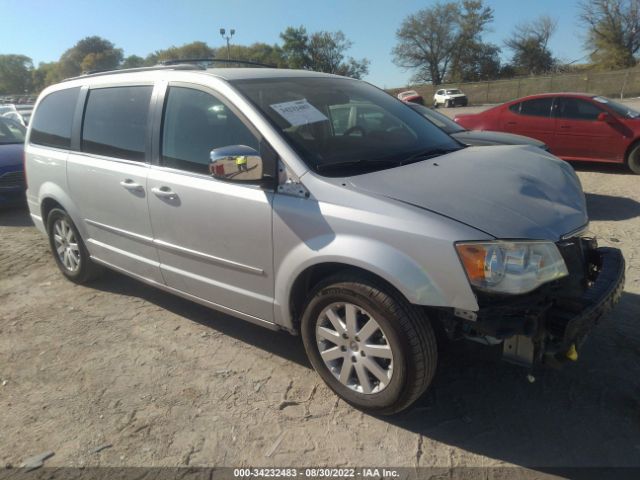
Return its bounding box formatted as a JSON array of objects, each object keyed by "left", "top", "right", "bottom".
[{"left": 433, "top": 88, "right": 468, "bottom": 108}]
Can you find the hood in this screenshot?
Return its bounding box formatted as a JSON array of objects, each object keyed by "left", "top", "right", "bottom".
[
  {"left": 452, "top": 130, "right": 546, "bottom": 149},
  {"left": 0, "top": 143, "right": 23, "bottom": 169},
  {"left": 347, "top": 145, "right": 587, "bottom": 240}
]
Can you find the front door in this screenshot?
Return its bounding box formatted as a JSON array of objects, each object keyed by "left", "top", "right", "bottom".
[
  {"left": 147, "top": 84, "right": 275, "bottom": 322},
  {"left": 553, "top": 97, "right": 622, "bottom": 162}
]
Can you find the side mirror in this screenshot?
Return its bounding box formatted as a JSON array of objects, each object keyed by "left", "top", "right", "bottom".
[
  {"left": 597, "top": 112, "right": 613, "bottom": 123},
  {"left": 209, "top": 145, "right": 263, "bottom": 183}
]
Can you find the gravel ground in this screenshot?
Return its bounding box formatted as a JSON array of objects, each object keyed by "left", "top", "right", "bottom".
[{"left": 1, "top": 166, "right": 639, "bottom": 473}]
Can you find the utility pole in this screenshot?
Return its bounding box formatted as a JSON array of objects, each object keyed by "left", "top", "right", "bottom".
[{"left": 219, "top": 28, "right": 235, "bottom": 60}]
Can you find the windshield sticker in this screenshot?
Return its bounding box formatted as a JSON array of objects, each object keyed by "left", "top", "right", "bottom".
[{"left": 270, "top": 99, "right": 328, "bottom": 126}]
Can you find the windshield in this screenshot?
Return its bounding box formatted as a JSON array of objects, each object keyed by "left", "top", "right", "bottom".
[
  {"left": 592, "top": 96, "right": 640, "bottom": 118},
  {"left": 0, "top": 117, "right": 25, "bottom": 144},
  {"left": 231, "top": 77, "right": 461, "bottom": 176},
  {"left": 446, "top": 89, "right": 462, "bottom": 95},
  {"left": 409, "top": 104, "right": 465, "bottom": 134}
]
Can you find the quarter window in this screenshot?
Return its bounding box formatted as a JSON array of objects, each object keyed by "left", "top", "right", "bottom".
[
  {"left": 556, "top": 98, "right": 602, "bottom": 121},
  {"left": 30, "top": 87, "right": 80, "bottom": 148},
  {"left": 518, "top": 98, "right": 553, "bottom": 117},
  {"left": 81, "top": 86, "right": 153, "bottom": 161},
  {"left": 161, "top": 87, "right": 259, "bottom": 175}
]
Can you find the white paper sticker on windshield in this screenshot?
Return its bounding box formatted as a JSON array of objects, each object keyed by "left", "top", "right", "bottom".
[{"left": 270, "top": 99, "right": 328, "bottom": 126}]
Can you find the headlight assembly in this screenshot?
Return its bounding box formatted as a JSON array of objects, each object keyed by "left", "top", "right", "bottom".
[{"left": 455, "top": 241, "right": 568, "bottom": 294}]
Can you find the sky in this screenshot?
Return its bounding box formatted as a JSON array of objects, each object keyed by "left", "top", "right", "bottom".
[{"left": 1, "top": 0, "right": 586, "bottom": 88}]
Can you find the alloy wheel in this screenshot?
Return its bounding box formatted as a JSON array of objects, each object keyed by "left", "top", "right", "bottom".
[
  {"left": 53, "top": 218, "right": 81, "bottom": 272},
  {"left": 315, "top": 302, "right": 394, "bottom": 394}
]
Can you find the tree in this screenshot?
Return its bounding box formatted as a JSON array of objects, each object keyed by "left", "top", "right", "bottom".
[
  {"left": 580, "top": 0, "right": 640, "bottom": 69},
  {"left": 145, "top": 41, "right": 215, "bottom": 65},
  {"left": 449, "top": 0, "right": 500, "bottom": 81},
  {"left": 121, "top": 55, "right": 145, "bottom": 69},
  {"left": 504, "top": 15, "right": 557, "bottom": 75},
  {"left": 0, "top": 55, "right": 33, "bottom": 94},
  {"left": 31, "top": 62, "right": 63, "bottom": 92},
  {"left": 280, "top": 27, "right": 369, "bottom": 78},
  {"left": 280, "top": 26, "right": 312, "bottom": 69},
  {"left": 226, "top": 43, "right": 287, "bottom": 67},
  {"left": 58, "top": 36, "right": 123, "bottom": 77},
  {"left": 393, "top": 3, "right": 461, "bottom": 85}
]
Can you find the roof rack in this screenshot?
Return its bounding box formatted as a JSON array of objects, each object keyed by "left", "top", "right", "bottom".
[
  {"left": 160, "top": 58, "right": 276, "bottom": 68},
  {"left": 63, "top": 63, "right": 205, "bottom": 82}
]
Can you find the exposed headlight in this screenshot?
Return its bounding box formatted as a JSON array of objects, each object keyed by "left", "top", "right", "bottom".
[{"left": 455, "top": 241, "right": 568, "bottom": 294}]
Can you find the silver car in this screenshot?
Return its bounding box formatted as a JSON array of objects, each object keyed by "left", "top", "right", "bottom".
[{"left": 25, "top": 66, "right": 625, "bottom": 414}]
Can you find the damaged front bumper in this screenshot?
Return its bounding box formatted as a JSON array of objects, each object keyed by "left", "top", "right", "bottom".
[{"left": 441, "top": 241, "right": 625, "bottom": 368}]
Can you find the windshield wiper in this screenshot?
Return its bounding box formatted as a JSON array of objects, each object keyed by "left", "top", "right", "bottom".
[
  {"left": 399, "top": 146, "right": 462, "bottom": 166},
  {"left": 316, "top": 158, "right": 401, "bottom": 172}
]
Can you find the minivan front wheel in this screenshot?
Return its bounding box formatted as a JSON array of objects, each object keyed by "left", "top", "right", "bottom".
[
  {"left": 47, "top": 208, "right": 102, "bottom": 283},
  {"left": 301, "top": 273, "right": 437, "bottom": 415}
]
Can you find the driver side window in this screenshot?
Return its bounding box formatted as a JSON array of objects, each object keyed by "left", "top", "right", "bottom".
[{"left": 161, "top": 86, "right": 259, "bottom": 175}]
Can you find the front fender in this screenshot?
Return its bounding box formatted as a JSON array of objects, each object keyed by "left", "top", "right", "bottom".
[{"left": 274, "top": 234, "right": 476, "bottom": 330}]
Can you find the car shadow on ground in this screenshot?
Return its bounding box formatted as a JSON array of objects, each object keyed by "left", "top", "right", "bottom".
[
  {"left": 586, "top": 192, "right": 640, "bottom": 221},
  {"left": 0, "top": 204, "right": 32, "bottom": 227},
  {"left": 91, "top": 270, "right": 640, "bottom": 469},
  {"left": 89, "top": 270, "right": 311, "bottom": 369},
  {"left": 389, "top": 290, "right": 640, "bottom": 469},
  {"left": 571, "top": 161, "right": 632, "bottom": 175}
]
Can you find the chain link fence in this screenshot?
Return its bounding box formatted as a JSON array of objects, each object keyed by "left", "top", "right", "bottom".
[{"left": 390, "top": 67, "right": 640, "bottom": 105}]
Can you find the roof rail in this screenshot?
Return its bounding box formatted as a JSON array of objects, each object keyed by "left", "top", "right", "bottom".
[
  {"left": 63, "top": 63, "right": 205, "bottom": 82},
  {"left": 160, "top": 58, "right": 276, "bottom": 68}
]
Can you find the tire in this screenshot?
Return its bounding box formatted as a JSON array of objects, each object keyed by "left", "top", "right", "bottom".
[
  {"left": 626, "top": 143, "right": 640, "bottom": 174},
  {"left": 300, "top": 272, "right": 437, "bottom": 415},
  {"left": 446, "top": 100, "right": 452, "bottom": 108},
  {"left": 47, "top": 208, "right": 103, "bottom": 283},
  {"left": 433, "top": 100, "right": 439, "bottom": 108}
]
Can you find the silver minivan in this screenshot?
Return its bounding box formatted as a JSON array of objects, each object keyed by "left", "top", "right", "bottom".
[{"left": 25, "top": 65, "right": 625, "bottom": 414}]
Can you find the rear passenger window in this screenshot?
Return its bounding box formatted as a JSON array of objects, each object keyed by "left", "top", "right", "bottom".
[
  {"left": 518, "top": 98, "right": 553, "bottom": 117},
  {"left": 30, "top": 87, "right": 80, "bottom": 148},
  {"left": 81, "top": 86, "right": 152, "bottom": 161},
  {"left": 161, "top": 86, "right": 259, "bottom": 175}
]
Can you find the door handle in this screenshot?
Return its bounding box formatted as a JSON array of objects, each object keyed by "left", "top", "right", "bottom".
[
  {"left": 151, "top": 186, "right": 177, "bottom": 198},
  {"left": 120, "top": 179, "right": 143, "bottom": 191}
]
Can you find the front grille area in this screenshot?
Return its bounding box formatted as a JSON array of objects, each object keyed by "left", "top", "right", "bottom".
[{"left": 0, "top": 171, "right": 25, "bottom": 190}]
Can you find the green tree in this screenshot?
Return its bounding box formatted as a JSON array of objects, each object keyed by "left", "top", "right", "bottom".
[
  {"left": 449, "top": 1, "right": 500, "bottom": 82},
  {"left": 504, "top": 15, "right": 557, "bottom": 75},
  {"left": 280, "top": 26, "right": 312, "bottom": 69},
  {"left": 280, "top": 27, "right": 369, "bottom": 78},
  {"left": 58, "top": 36, "right": 123, "bottom": 77},
  {"left": 121, "top": 55, "right": 145, "bottom": 69},
  {"left": 31, "top": 61, "right": 63, "bottom": 92},
  {"left": 580, "top": 0, "right": 640, "bottom": 69},
  {"left": 393, "top": 3, "right": 462, "bottom": 84},
  {"left": 225, "top": 43, "right": 287, "bottom": 67},
  {"left": 0, "top": 54, "right": 33, "bottom": 94},
  {"left": 145, "top": 41, "right": 215, "bottom": 65}
]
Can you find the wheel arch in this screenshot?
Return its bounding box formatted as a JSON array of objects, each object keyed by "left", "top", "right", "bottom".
[
  {"left": 624, "top": 137, "right": 640, "bottom": 163},
  {"left": 37, "top": 183, "right": 87, "bottom": 239},
  {"left": 274, "top": 236, "right": 456, "bottom": 332}
]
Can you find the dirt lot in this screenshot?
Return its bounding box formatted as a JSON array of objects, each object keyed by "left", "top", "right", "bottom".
[{"left": 1, "top": 166, "right": 639, "bottom": 473}]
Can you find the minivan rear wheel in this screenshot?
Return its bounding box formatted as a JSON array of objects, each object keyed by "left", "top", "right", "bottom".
[
  {"left": 300, "top": 273, "right": 437, "bottom": 415},
  {"left": 47, "top": 208, "right": 103, "bottom": 283}
]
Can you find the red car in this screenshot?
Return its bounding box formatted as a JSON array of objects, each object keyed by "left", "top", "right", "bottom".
[{"left": 454, "top": 93, "right": 640, "bottom": 174}]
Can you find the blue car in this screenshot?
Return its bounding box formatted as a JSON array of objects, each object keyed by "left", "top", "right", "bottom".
[{"left": 0, "top": 116, "right": 26, "bottom": 206}]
